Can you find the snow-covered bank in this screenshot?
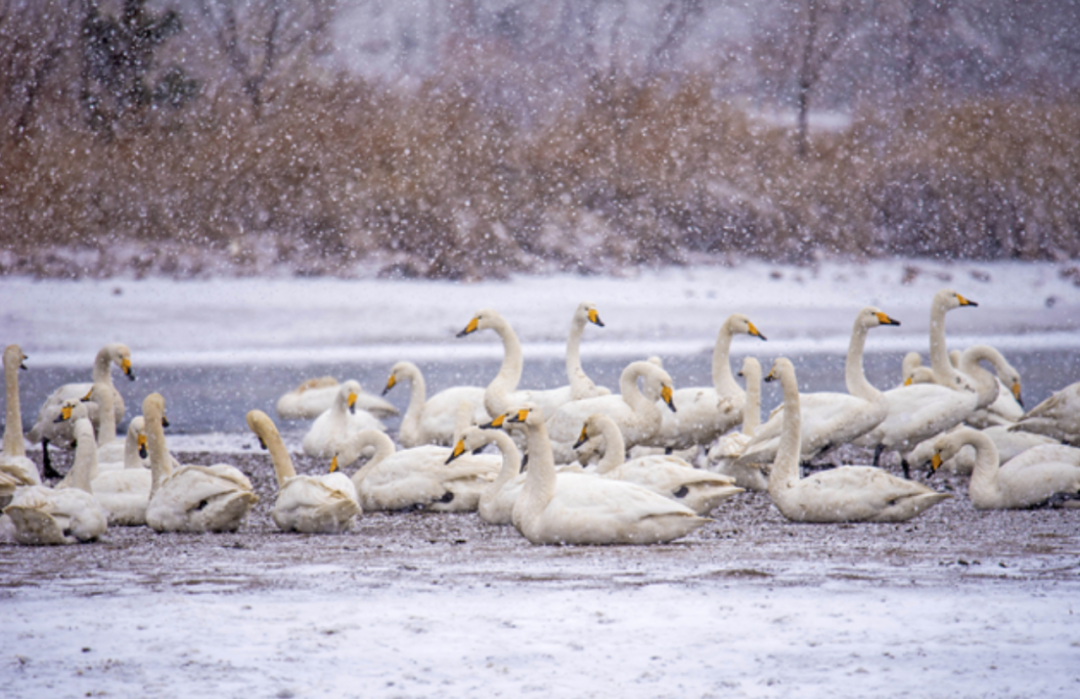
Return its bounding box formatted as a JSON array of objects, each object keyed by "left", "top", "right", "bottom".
[{"left": 4, "top": 259, "right": 1080, "bottom": 367}]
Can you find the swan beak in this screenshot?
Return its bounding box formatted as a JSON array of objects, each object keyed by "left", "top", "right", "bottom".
[
  {"left": 956, "top": 294, "right": 978, "bottom": 307},
  {"left": 1012, "top": 381, "right": 1023, "bottom": 406},
  {"left": 80, "top": 389, "right": 93, "bottom": 402},
  {"left": 661, "top": 385, "right": 676, "bottom": 412},
  {"left": 481, "top": 413, "right": 507, "bottom": 429},
  {"left": 161, "top": 415, "right": 171, "bottom": 428},
  {"left": 19, "top": 354, "right": 27, "bottom": 370},
  {"left": 329, "top": 456, "right": 339, "bottom": 474},
  {"left": 122, "top": 357, "right": 135, "bottom": 381},
  {"left": 930, "top": 453, "right": 943, "bottom": 473},
  {"left": 747, "top": 322, "right": 767, "bottom": 341},
  {"left": 54, "top": 404, "right": 74, "bottom": 423},
  {"left": 382, "top": 374, "right": 396, "bottom": 396},
  {"left": 904, "top": 376, "right": 913, "bottom": 386},
  {"left": 138, "top": 434, "right": 148, "bottom": 459},
  {"left": 765, "top": 368, "right": 778, "bottom": 383},
  {"left": 588, "top": 308, "right": 605, "bottom": 327},
  {"left": 876, "top": 312, "right": 901, "bottom": 326},
  {"left": 446, "top": 440, "right": 466, "bottom": 464},
  {"left": 507, "top": 408, "right": 531, "bottom": 424},
  {"left": 456, "top": 317, "right": 479, "bottom": 337},
  {"left": 572, "top": 425, "right": 590, "bottom": 449},
  {"left": 257, "top": 436, "right": 267, "bottom": 450},
  {"left": 347, "top": 392, "right": 358, "bottom": 414}
]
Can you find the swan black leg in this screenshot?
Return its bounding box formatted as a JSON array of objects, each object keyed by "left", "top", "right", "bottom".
[
  {"left": 872, "top": 444, "right": 884, "bottom": 469},
  {"left": 900, "top": 457, "right": 911, "bottom": 480},
  {"left": 41, "top": 438, "right": 64, "bottom": 480}
]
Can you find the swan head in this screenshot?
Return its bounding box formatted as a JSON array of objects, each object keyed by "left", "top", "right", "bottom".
[
  {"left": 764, "top": 357, "right": 796, "bottom": 386},
  {"left": 727, "top": 314, "right": 767, "bottom": 341},
  {"left": 506, "top": 403, "right": 544, "bottom": 427},
  {"left": 446, "top": 426, "right": 493, "bottom": 464},
  {"left": 928, "top": 428, "right": 980, "bottom": 474},
  {"left": 456, "top": 308, "right": 503, "bottom": 337},
  {"left": 576, "top": 302, "right": 605, "bottom": 328},
  {"left": 934, "top": 288, "right": 978, "bottom": 312},
  {"left": 53, "top": 398, "right": 89, "bottom": 424},
  {"left": 383, "top": 361, "right": 415, "bottom": 395},
  {"left": 738, "top": 356, "right": 761, "bottom": 380},
  {"left": 142, "top": 392, "right": 167, "bottom": 427},
  {"left": 3, "top": 344, "right": 27, "bottom": 371},
  {"left": 339, "top": 380, "right": 362, "bottom": 414},
  {"left": 245, "top": 409, "right": 278, "bottom": 449},
  {"left": 105, "top": 343, "right": 136, "bottom": 381},
  {"left": 574, "top": 413, "right": 615, "bottom": 449},
  {"left": 860, "top": 306, "right": 901, "bottom": 328}
]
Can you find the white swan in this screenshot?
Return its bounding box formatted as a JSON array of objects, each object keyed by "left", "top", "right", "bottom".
[
  {"left": 503, "top": 405, "right": 710, "bottom": 545},
  {"left": 576, "top": 413, "right": 743, "bottom": 515},
  {"left": 708, "top": 357, "right": 770, "bottom": 491},
  {"left": 765, "top": 358, "right": 950, "bottom": 522},
  {"left": 83, "top": 379, "right": 124, "bottom": 466},
  {"left": 651, "top": 313, "right": 767, "bottom": 450},
  {"left": 566, "top": 302, "right": 610, "bottom": 400},
  {"left": 382, "top": 361, "right": 489, "bottom": 447},
  {"left": 276, "top": 376, "right": 399, "bottom": 420},
  {"left": 544, "top": 360, "right": 676, "bottom": 464},
  {"left": 334, "top": 429, "right": 500, "bottom": 512},
  {"left": 926, "top": 288, "right": 980, "bottom": 388},
  {"left": 143, "top": 393, "right": 259, "bottom": 533},
  {"left": 88, "top": 416, "right": 153, "bottom": 526},
  {"left": 2, "top": 344, "right": 40, "bottom": 503},
  {"left": 906, "top": 424, "right": 1057, "bottom": 474},
  {"left": 449, "top": 425, "right": 525, "bottom": 525},
  {"left": 925, "top": 427, "right": 1080, "bottom": 508},
  {"left": 902, "top": 347, "right": 1023, "bottom": 428},
  {"left": 1010, "top": 381, "right": 1080, "bottom": 446},
  {"left": 2, "top": 406, "right": 108, "bottom": 544},
  {"left": 248, "top": 410, "right": 360, "bottom": 533},
  {"left": 457, "top": 308, "right": 575, "bottom": 419},
  {"left": 302, "top": 380, "right": 386, "bottom": 458},
  {"left": 27, "top": 343, "right": 134, "bottom": 477},
  {"left": 737, "top": 307, "right": 900, "bottom": 468}
]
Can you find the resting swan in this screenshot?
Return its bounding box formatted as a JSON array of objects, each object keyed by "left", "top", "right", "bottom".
[
  {"left": 457, "top": 308, "right": 575, "bottom": 419},
  {"left": 1010, "top": 381, "right": 1080, "bottom": 446},
  {"left": 302, "top": 380, "right": 386, "bottom": 458},
  {"left": 576, "top": 413, "right": 743, "bottom": 515},
  {"left": 2, "top": 404, "right": 108, "bottom": 544},
  {"left": 708, "top": 357, "right": 769, "bottom": 491},
  {"left": 27, "top": 343, "right": 134, "bottom": 477},
  {"left": 88, "top": 416, "right": 153, "bottom": 526},
  {"left": 276, "top": 376, "right": 399, "bottom": 420},
  {"left": 333, "top": 429, "right": 500, "bottom": 512},
  {"left": 382, "top": 361, "right": 489, "bottom": 447},
  {"left": 143, "top": 393, "right": 258, "bottom": 533},
  {"left": 737, "top": 307, "right": 899, "bottom": 468},
  {"left": 2, "top": 345, "right": 40, "bottom": 504},
  {"left": 566, "top": 302, "right": 610, "bottom": 400},
  {"left": 906, "top": 423, "right": 1057, "bottom": 475},
  {"left": 925, "top": 427, "right": 1080, "bottom": 508},
  {"left": 448, "top": 425, "right": 525, "bottom": 525},
  {"left": 503, "top": 406, "right": 710, "bottom": 545},
  {"left": 765, "top": 358, "right": 950, "bottom": 523},
  {"left": 544, "top": 360, "right": 676, "bottom": 464},
  {"left": 247, "top": 410, "right": 360, "bottom": 533},
  {"left": 651, "top": 313, "right": 767, "bottom": 451}
]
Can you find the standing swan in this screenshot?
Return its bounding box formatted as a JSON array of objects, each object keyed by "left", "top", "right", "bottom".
[
  {"left": 143, "top": 393, "right": 258, "bottom": 533},
  {"left": 566, "top": 302, "right": 610, "bottom": 400},
  {"left": 2, "top": 345, "right": 39, "bottom": 503},
  {"left": 247, "top": 410, "right": 360, "bottom": 533},
  {"left": 382, "top": 361, "right": 489, "bottom": 447},
  {"left": 302, "top": 380, "right": 386, "bottom": 458},
  {"left": 503, "top": 405, "right": 710, "bottom": 545},
  {"left": 765, "top": 358, "right": 950, "bottom": 523}
]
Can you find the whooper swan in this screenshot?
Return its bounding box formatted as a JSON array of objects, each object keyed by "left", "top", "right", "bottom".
[
  {"left": 276, "top": 376, "right": 399, "bottom": 420},
  {"left": 1010, "top": 381, "right": 1080, "bottom": 446},
  {"left": 566, "top": 302, "right": 610, "bottom": 400},
  {"left": 302, "top": 380, "right": 386, "bottom": 458},
  {"left": 708, "top": 357, "right": 770, "bottom": 491},
  {"left": 89, "top": 416, "right": 153, "bottom": 526},
  {"left": 382, "top": 360, "right": 489, "bottom": 447},
  {"left": 2, "top": 345, "right": 40, "bottom": 504},
  {"left": 448, "top": 425, "right": 525, "bottom": 525}
]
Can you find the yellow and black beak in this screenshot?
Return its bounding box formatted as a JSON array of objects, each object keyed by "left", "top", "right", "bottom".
[
  {"left": 257, "top": 436, "right": 267, "bottom": 450},
  {"left": 456, "top": 317, "right": 480, "bottom": 337},
  {"left": 161, "top": 414, "right": 170, "bottom": 428},
  {"left": 329, "top": 456, "right": 339, "bottom": 474},
  {"left": 138, "top": 434, "right": 148, "bottom": 459},
  {"left": 80, "top": 389, "right": 93, "bottom": 403},
  {"left": 54, "top": 404, "right": 74, "bottom": 423},
  {"left": 446, "top": 440, "right": 467, "bottom": 464},
  {"left": 382, "top": 374, "right": 397, "bottom": 396},
  {"left": 748, "top": 321, "right": 767, "bottom": 341},
  {"left": 19, "top": 354, "right": 27, "bottom": 370},
  {"left": 573, "top": 425, "right": 590, "bottom": 450},
  {"left": 661, "top": 385, "right": 676, "bottom": 413},
  {"left": 930, "top": 453, "right": 943, "bottom": 473},
  {"left": 875, "top": 312, "right": 901, "bottom": 326},
  {"left": 347, "top": 392, "right": 358, "bottom": 415},
  {"left": 765, "top": 368, "right": 778, "bottom": 383},
  {"left": 956, "top": 294, "right": 978, "bottom": 307},
  {"left": 122, "top": 357, "right": 135, "bottom": 381},
  {"left": 1012, "top": 381, "right": 1023, "bottom": 407},
  {"left": 904, "top": 376, "right": 914, "bottom": 386},
  {"left": 588, "top": 308, "right": 604, "bottom": 327},
  {"left": 480, "top": 413, "right": 507, "bottom": 429},
  {"left": 507, "top": 408, "right": 531, "bottom": 424}
]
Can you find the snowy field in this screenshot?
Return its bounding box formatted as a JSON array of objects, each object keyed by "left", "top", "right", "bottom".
[{"left": 3, "top": 258, "right": 1080, "bottom": 698}]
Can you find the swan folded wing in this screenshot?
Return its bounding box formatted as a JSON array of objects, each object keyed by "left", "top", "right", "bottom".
[
  {"left": 279, "top": 474, "right": 359, "bottom": 509},
  {"left": 545, "top": 396, "right": 636, "bottom": 445},
  {"left": 795, "top": 467, "right": 942, "bottom": 519},
  {"left": 610, "top": 456, "right": 736, "bottom": 491},
  {"left": 857, "top": 385, "right": 976, "bottom": 450},
  {"left": 5, "top": 486, "right": 107, "bottom": 544},
  {"left": 158, "top": 465, "right": 256, "bottom": 511},
  {"left": 548, "top": 473, "right": 701, "bottom": 523},
  {"left": 0, "top": 455, "right": 40, "bottom": 489},
  {"left": 93, "top": 469, "right": 152, "bottom": 495}
]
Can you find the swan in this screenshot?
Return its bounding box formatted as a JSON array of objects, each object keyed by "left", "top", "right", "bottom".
[
  {"left": 276, "top": 376, "right": 399, "bottom": 420},
  {"left": 2, "top": 344, "right": 40, "bottom": 504},
  {"left": 737, "top": 307, "right": 900, "bottom": 468},
  {"left": 2, "top": 405, "right": 108, "bottom": 544},
  {"left": 764, "top": 358, "right": 950, "bottom": 522},
  {"left": 448, "top": 425, "right": 525, "bottom": 525},
  {"left": 457, "top": 308, "right": 575, "bottom": 419},
  {"left": 333, "top": 429, "right": 500, "bottom": 512},
  {"left": 247, "top": 410, "right": 360, "bottom": 533},
  {"left": 382, "top": 361, "right": 489, "bottom": 447},
  {"left": 502, "top": 405, "right": 710, "bottom": 545},
  {"left": 651, "top": 313, "right": 767, "bottom": 451},
  {"left": 82, "top": 379, "right": 124, "bottom": 466},
  {"left": 925, "top": 289, "right": 979, "bottom": 389},
  {"left": 906, "top": 424, "right": 1058, "bottom": 474},
  {"left": 708, "top": 357, "right": 770, "bottom": 491},
  {"left": 142, "top": 393, "right": 258, "bottom": 532},
  {"left": 543, "top": 360, "right": 676, "bottom": 464},
  {"left": 302, "top": 380, "right": 386, "bottom": 458},
  {"left": 566, "top": 302, "right": 610, "bottom": 400},
  {"left": 902, "top": 348, "right": 1023, "bottom": 428},
  {"left": 88, "top": 416, "right": 154, "bottom": 526},
  {"left": 27, "top": 343, "right": 134, "bottom": 477},
  {"left": 925, "top": 427, "right": 1080, "bottom": 508},
  {"left": 1010, "top": 381, "right": 1080, "bottom": 446},
  {"left": 575, "top": 413, "right": 743, "bottom": 515}
]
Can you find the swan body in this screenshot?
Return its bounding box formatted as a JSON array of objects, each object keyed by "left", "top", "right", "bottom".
[
  {"left": 766, "top": 358, "right": 950, "bottom": 522},
  {"left": 87, "top": 416, "right": 154, "bottom": 525},
  {"left": 577, "top": 413, "right": 742, "bottom": 515},
  {"left": 302, "top": 380, "right": 386, "bottom": 458},
  {"left": 709, "top": 357, "right": 769, "bottom": 491},
  {"left": 142, "top": 394, "right": 258, "bottom": 533},
  {"left": 652, "top": 314, "right": 767, "bottom": 450},
  {"left": 383, "top": 361, "right": 489, "bottom": 447},
  {"left": 457, "top": 308, "right": 575, "bottom": 419},
  {"left": 336, "top": 429, "right": 500, "bottom": 512},
  {"left": 276, "top": 376, "right": 399, "bottom": 420},
  {"left": 566, "top": 302, "right": 610, "bottom": 400},
  {"left": 3, "top": 412, "right": 107, "bottom": 545},
  {"left": 927, "top": 428, "right": 1080, "bottom": 508},
  {"left": 248, "top": 410, "right": 360, "bottom": 533},
  {"left": 450, "top": 426, "right": 525, "bottom": 525},
  {"left": 907, "top": 424, "right": 1058, "bottom": 474},
  {"left": 544, "top": 361, "right": 676, "bottom": 463},
  {"left": 2, "top": 345, "right": 39, "bottom": 503},
  {"left": 1011, "top": 381, "right": 1080, "bottom": 446},
  {"left": 504, "top": 406, "right": 710, "bottom": 545},
  {"left": 739, "top": 308, "right": 900, "bottom": 467}
]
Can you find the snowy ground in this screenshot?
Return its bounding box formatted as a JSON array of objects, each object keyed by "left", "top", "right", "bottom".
[{"left": 3, "top": 258, "right": 1080, "bottom": 697}]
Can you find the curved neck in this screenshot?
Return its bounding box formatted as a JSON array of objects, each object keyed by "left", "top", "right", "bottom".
[
  {"left": 3, "top": 353, "right": 25, "bottom": 457},
  {"left": 593, "top": 418, "right": 627, "bottom": 475},
  {"left": 519, "top": 418, "right": 557, "bottom": 514},
  {"left": 768, "top": 367, "right": 802, "bottom": 494},
  {"left": 486, "top": 317, "right": 524, "bottom": 416},
  {"left": 742, "top": 365, "right": 761, "bottom": 436},
  {"left": 348, "top": 431, "right": 395, "bottom": 488},
  {"left": 145, "top": 408, "right": 173, "bottom": 496},
  {"left": 844, "top": 322, "right": 881, "bottom": 401},
  {"left": 59, "top": 420, "right": 98, "bottom": 493},
  {"left": 712, "top": 321, "right": 741, "bottom": 396},
  {"left": 958, "top": 349, "right": 1001, "bottom": 409},
  {"left": 486, "top": 430, "right": 523, "bottom": 490},
  {"left": 400, "top": 364, "right": 427, "bottom": 435},
  {"left": 92, "top": 347, "right": 115, "bottom": 383},
  {"left": 959, "top": 430, "right": 1001, "bottom": 503},
  {"left": 94, "top": 383, "right": 118, "bottom": 446},
  {"left": 617, "top": 365, "right": 661, "bottom": 432},
  {"left": 262, "top": 423, "right": 297, "bottom": 488}
]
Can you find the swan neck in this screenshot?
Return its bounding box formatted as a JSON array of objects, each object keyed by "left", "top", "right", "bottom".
[
  {"left": 618, "top": 366, "right": 660, "bottom": 432},
  {"left": 520, "top": 419, "right": 557, "bottom": 512},
  {"left": 62, "top": 420, "right": 98, "bottom": 493},
  {"left": 963, "top": 431, "right": 1001, "bottom": 503},
  {"left": 3, "top": 354, "right": 25, "bottom": 457},
  {"left": 92, "top": 347, "right": 114, "bottom": 383},
  {"left": 94, "top": 383, "right": 118, "bottom": 446},
  {"left": 488, "top": 430, "right": 522, "bottom": 490},
  {"left": 349, "top": 432, "right": 395, "bottom": 488},
  {"left": 593, "top": 419, "right": 627, "bottom": 475},
  {"left": 263, "top": 424, "right": 297, "bottom": 487},
  {"left": 123, "top": 423, "right": 142, "bottom": 470},
  {"left": 929, "top": 300, "right": 962, "bottom": 385},
  {"left": 486, "top": 318, "right": 524, "bottom": 416},
  {"left": 146, "top": 409, "right": 173, "bottom": 496},
  {"left": 565, "top": 314, "right": 586, "bottom": 390},
  {"left": 768, "top": 368, "right": 802, "bottom": 494},
  {"left": 742, "top": 368, "right": 761, "bottom": 436},
  {"left": 712, "top": 323, "right": 741, "bottom": 397},
  {"left": 844, "top": 322, "right": 880, "bottom": 401},
  {"left": 959, "top": 352, "right": 1000, "bottom": 409}
]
